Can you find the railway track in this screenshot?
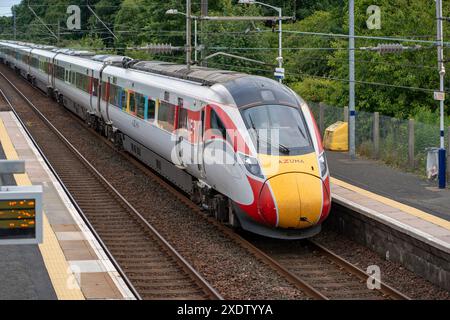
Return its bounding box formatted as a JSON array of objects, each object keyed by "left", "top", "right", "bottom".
[
  {"left": 0, "top": 71, "right": 222, "bottom": 300},
  {"left": 248, "top": 236, "right": 410, "bottom": 300},
  {"left": 0, "top": 67, "right": 411, "bottom": 300}
]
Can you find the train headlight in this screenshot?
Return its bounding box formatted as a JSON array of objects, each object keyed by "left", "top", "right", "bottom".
[
  {"left": 319, "top": 152, "right": 328, "bottom": 178},
  {"left": 239, "top": 154, "right": 264, "bottom": 179}
]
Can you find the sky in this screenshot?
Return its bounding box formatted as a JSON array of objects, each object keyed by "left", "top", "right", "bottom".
[{"left": 0, "top": 0, "right": 21, "bottom": 17}]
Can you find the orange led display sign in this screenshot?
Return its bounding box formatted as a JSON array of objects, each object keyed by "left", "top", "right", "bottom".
[
  {"left": 0, "top": 199, "right": 36, "bottom": 239},
  {"left": 0, "top": 186, "right": 42, "bottom": 244}
]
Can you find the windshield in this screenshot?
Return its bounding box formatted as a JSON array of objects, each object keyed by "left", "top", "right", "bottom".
[{"left": 241, "top": 105, "right": 314, "bottom": 156}]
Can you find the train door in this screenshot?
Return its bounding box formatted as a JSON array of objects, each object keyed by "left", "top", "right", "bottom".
[
  {"left": 197, "top": 107, "right": 206, "bottom": 178},
  {"left": 47, "top": 58, "right": 51, "bottom": 86},
  {"left": 105, "top": 77, "right": 111, "bottom": 122},
  {"left": 89, "top": 70, "right": 95, "bottom": 114},
  {"left": 175, "top": 98, "right": 195, "bottom": 169}
]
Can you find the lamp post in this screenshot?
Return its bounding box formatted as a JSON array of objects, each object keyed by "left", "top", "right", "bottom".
[
  {"left": 237, "top": 0, "right": 284, "bottom": 83},
  {"left": 166, "top": 8, "right": 199, "bottom": 66}
]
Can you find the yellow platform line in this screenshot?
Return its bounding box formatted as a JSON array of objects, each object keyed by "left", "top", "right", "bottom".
[
  {"left": 0, "top": 117, "right": 85, "bottom": 300},
  {"left": 331, "top": 177, "right": 450, "bottom": 231}
]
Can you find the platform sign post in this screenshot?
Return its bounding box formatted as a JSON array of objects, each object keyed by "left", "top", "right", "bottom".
[{"left": 0, "top": 185, "right": 43, "bottom": 245}]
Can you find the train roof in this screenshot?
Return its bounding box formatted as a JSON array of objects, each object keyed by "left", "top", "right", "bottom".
[
  {"left": 131, "top": 61, "right": 248, "bottom": 87},
  {"left": 0, "top": 40, "right": 300, "bottom": 108}
]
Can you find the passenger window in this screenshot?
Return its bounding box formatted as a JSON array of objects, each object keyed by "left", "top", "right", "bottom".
[
  {"left": 116, "top": 86, "right": 121, "bottom": 106},
  {"left": 109, "top": 84, "right": 116, "bottom": 105},
  {"left": 210, "top": 110, "right": 226, "bottom": 139},
  {"left": 121, "top": 89, "right": 127, "bottom": 111},
  {"left": 147, "top": 99, "right": 156, "bottom": 120},
  {"left": 129, "top": 91, "right": 136, "bottom": 113},
  {"left": 178, "top": 108, "right": 189, "bottom": 130},
  {"left": 136, "top": 93, "right": 145, "bottom": 119},
  {"left": 158, "top": 101, "right": 176, "bottom": 131}
]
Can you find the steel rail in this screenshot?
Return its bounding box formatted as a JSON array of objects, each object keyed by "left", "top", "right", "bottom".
[{"left": 308, "top": 240, "right": 411, "bottom": 300}]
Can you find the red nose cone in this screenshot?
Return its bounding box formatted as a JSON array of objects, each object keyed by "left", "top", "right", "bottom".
[{"left": 258, "top": 182, "right": 277, "bottom": 227}]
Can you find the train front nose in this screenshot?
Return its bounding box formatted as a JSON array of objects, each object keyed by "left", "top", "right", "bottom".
[{"left": 259, "top": 172, "right": 324, "bottom": 228}]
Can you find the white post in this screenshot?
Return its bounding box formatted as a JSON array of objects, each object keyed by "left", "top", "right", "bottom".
[
  {"left": 194, "top": 19, "right": 198, "bottom": 63},
  {"left": 186, "top": 0, "right": 192, "bottom": 70},
  {"left": 278, "top": 7, "right": 283, "bottom": 83},
  {"left": 349, "top": 0, "right": 356, "bottom": 159}
]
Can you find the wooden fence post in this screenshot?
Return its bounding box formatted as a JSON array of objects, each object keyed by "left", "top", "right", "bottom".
[
  {"left": 373, "top": 112, "right": 380, "bottom": 159},
  {"left": 408, "top": 119, "right": 415, "bottom": 168}
]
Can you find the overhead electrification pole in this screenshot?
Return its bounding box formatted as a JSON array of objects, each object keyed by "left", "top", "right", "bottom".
[
  {"left": 186, "top": 0, "right": 192, "bottom": 70},
  {"left": 349, "top": 0, "right": 356, "bottom": 159},
  {"left": 238, "top": 0, "right": 284, "bottom": 82},
  {"left": 276, "top": 5, "right": 283, "bottom": 83},
  {"left": 436, "top": 0, "right": 446, "bottom": 188},
  {"left": 13, "top": 9, "right": 17, "bottom": 40},
  {"left": 201, "top": 0, "right": 208, "bottom": 66}
]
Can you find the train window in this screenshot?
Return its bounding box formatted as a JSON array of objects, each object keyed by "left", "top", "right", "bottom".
[
  {"left": 241, "top": 105, "right": 313, "bottom": 156},
  {"left": 109, "top": 84, "right": 117, "bottom": 105},
  {"left": 178, "top": 108, "right": 189, "bottom": 130},
  {"left": 75, "top": 73, "right": 81, "bottom": 89},
  {"left": 55, "top": 65, "right": 65, "bottom": 81},
  {"left": 129, "top": 91, "right": 136, "bottom": 114},
  {"left": 116, "top": 86, "right": 122, "bottom": 106},
  {"left": 121, "top": 89, "right": 127, "bottom": 111},
  {"left": 210, "top": 109, "right": 226, "bottom": 139},
  {"left": 147, "top": 99, "right": 156, "bottom": 120},
  {"left": 136, "top": 93, "right": 146, "bottom": 119},
  {"left": 158, "top": 101, "right": 176, "bottom": 132}
]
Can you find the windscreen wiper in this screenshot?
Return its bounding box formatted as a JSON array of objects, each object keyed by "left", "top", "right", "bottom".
[
  {"left": 248, "top": 115, "right": 290, "bottom": 155},
  {"left": 258, "top": 135, "right": 290, "bottom": 155}
]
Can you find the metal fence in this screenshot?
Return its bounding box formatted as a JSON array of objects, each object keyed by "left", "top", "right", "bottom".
[{"left": 308, "top": 102, "right": 450, "bottom": 177}]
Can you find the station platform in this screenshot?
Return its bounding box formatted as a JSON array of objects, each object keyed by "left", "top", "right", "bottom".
[
  {"left": 327, "top": 151, "right": 450, "bottom": 291},
  {"left": 0, "top": 111, "right": 135, "bottom": 300}
]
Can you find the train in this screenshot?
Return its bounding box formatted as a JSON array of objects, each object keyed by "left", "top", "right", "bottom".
[{"left": 0, "top": 40, "right": 331, "bottom": 239}]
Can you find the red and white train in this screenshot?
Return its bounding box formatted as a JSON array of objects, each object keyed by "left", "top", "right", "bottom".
[{"left": 0, "top": 40, "right": 331, "bottom": 239}]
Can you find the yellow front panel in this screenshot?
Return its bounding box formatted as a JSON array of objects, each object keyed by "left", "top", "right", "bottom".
[
  {"left": 297, "top": 174, "right": 323, "bottom": 227},
  {"left": 268, "top": 174, "right": 300, "bottom": 228},
  {"left": 269, "top": 173, "right": 322, "bottom": 228}
]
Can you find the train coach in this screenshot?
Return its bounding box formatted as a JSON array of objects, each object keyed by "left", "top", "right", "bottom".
[{"left": 0, "top": 40, "right": 331, "bottom": 239}]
